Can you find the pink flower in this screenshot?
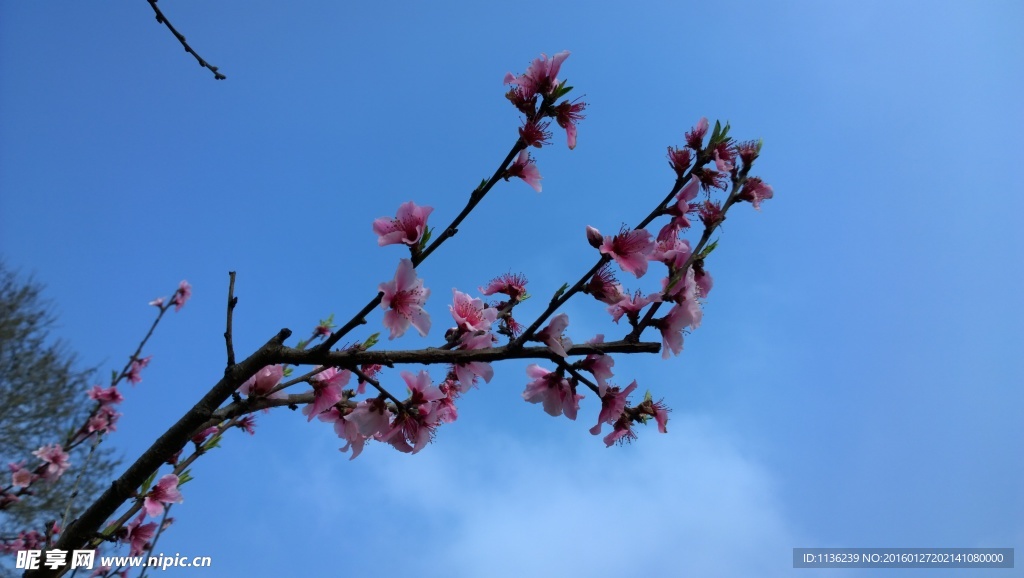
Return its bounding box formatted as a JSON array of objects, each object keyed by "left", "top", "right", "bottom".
[
  {"left": 685, "top": 117, "right": 709, "bottom": 150},
  {"left": 579, "top": 335, "right": 615, "bottom": 396},
  {"left": 357, "top": 363, "right": 382, "bottom": 394},
  {"left": 302, "top": 367, "right": 349, "bottom": 421},
  {"left": 714, "top": 142, "right": 737, "bottom": 172},
  {"left": 667, "top": 146, "right": 692, "bottom": 177},
  {"left": 191, "top": 426, "right": 219, "bottom": 445},
  {"left": 237, "top": 415, "right": 257, "bottom": 435},
  {"left": 239, "top": 365, "right": 284, "bottom": 397},
  {"left": 522, "top": 365, "right": 583, "bottom": 420},
  {"left": 585, "top": 265, "right": 624, "bottom": 305},
  {"left": 695, "top": 167, "right": 729, "bottom": 192},
  {"left": 736, "top": 140, "right": 761, "bottom": 167},
  {"left": 379, "top": 259, "right": 431, "bottom": 339},
  {"left": 170, "top": 281, "right": 191, "bottom": 312},
  {"left": 596, "top": 226, "right": 655, "bottom": 278},
  {"left": 653, "top": 402, "right": 670, "bottom": 433},
  {"left": 126, "top": 356, "right": 152, "bottom": 385},
  {"left": 334, "top": 416, "right": 367, "bottom": 460},
  {"left": 661, "top": 265, "right": 699, "bottom": 302},
  {"left": 554, "top": 99, "right": 586, "bottom": 149},
  {"left": 665, "top": 175, "right": 701, "bottom": 231},
  {"left": 695, "top": 267, "right": 713, "bottom": 298},
  {"left": 449, "top": 289, "right": 498, "bottom": 333},
  {"left": 372, "top": 201, "right": 434, "bottom": 247},
  {"left": 607, "top": 290, "right": 661, "bottom": 325},
  {"left": 345, "top": 398, "right": 392, "bottom": 439},
  {"left": 639, "top": 398, "right": 672, "bottom": 433},
  {"left": 505, "top": 150, "right": 542, "bottom": 192},
  {"left": 382, "top": 409, "right": 438, "bottom": 454},
  {"left": 536, "top": 313, "right": 572, "bottom": 357},
  {"left": 88, "top": 385, "right": 124, "bottom": 406},
  {"left": 121, "top": 512, "right": 157, "bottom": 557},
  {"left": 84, "top": 405, "right": 121, "bottom": 435},
  {"left": 590, "top": 380, "right": 638, "bottom": 435},
  {"left": 479, "top": 272, "right": 528, "bottom": 302},
  {"left": 436, "top": 378, "right": 460, "bottom": 424},
  {"left": 143, "top": 474, "right": 183, "bottom": 517},
  {"left": 380, "top": 374, "right": 446, "bottom": 454},
  {"left": 32, "top": 444, "right": 70, "bottom": 482},
  {"left": 9, "top": 462, "right": 35, "bottom": 488},
  {"left": 699, "top": 199, "right": 724, "bottom": 227},
  {"left": 603, "top": 415, "right": 638, "bottom": 447},
  {"left": 656, "top": 301, "right": 702, "bottom": 359},
  {"left": 649, "top": 236, "right": 692, "bottom": 269},
  {"left": 454, "top": 332, "right": 495, "bottom": 391},
  {"left": 737, "top": 177, "right": 774, "bottom": 210},
  {"left": 504, "top": 51, "right": 570, "bottom": 100},
  {"left": 518, "top": 119, "right": 551, "bottom": 148},
  {"left": 402, "top": 370, "right": 446, "bottom": 407}
]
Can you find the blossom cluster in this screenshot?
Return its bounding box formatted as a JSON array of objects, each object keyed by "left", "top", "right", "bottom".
[
  {"left": 226, "top": 57, "right": 774, "bottom": 458},
  {"left": 7, "top": 51, "right": 774, "bottom": 567},
  {"left": 2, "top": 281, "right": 191, "bottom": 560}
]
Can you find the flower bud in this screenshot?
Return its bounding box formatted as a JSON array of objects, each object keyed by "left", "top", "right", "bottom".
[{"left": 585, "top": 225, "right": 603, "bottom": 248}]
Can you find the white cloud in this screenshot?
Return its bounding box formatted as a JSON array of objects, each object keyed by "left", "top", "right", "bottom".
[{"left": 365, "top": 414, "right": 801, "bottom": 578}]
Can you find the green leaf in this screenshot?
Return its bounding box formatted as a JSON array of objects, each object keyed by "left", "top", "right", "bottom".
[
  {"left": 363, "top": 332, "right": 380, "bottom": 350},
  {"left": 282, "top": 366, "right": 294, "bottom": 378},
  {"left": 319, "top": 313, "right": 336, "bottom": 329},
  {"left": 177, "top": 470, "right": 194, "bottom": 486},
  {"left": 201, "top": 432, "right": 223, "bottom": 452},
  {"left": 551, "top": 282, "right": 569, "bottom": 303},
  {"left": 140, "top": 470, "right": 158, "bottom": 494},
  {"left": 418, "top": 226, "right": 433, "bottom": 251},
  {"left": 697, "top": 239, "right": 720, "bottom": 259},
  {"left": 710, "top": 120, "right": 722, "bottom": 144},
  {"left": 111, "top": 369, "right": 118, "bottom": 384},
  {"left": 296, "top": 339, "right": 308, "bottom": 350}
]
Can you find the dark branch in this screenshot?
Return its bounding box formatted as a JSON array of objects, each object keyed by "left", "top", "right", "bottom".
[
  {"left": 146, "top": 0, "right": 226, "bottom": 80},
  {"left": 279, "top": 339, "right": 660, "bottom": 367},
  {"left": 224, "top": 271, "right": 237, "bottom": 369},
  {"left": 31, "top": 329, "right": 292, "bottom": 576}
]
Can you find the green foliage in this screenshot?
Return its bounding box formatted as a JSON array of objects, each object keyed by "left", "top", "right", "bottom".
[{"left": 0, "top": 261, "right": 120, "bottom": 542}]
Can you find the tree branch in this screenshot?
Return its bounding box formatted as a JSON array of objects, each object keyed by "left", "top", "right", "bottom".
[
  {"left": 278, "top": 339, "right": 660, "bottom": 367},
  {"left": 146, "top": 0, "right": 226, "bottom": 80},
  {"left": 31, "top": 329, "right": 292, "bottom": 576},
  {"left": 224, "top": 271, "right": 237, "bottom": 369}
]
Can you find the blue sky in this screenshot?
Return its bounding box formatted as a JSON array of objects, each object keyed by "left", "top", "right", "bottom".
[{"left": 1, "top": 1, "right": 1021, "bottom": 576}]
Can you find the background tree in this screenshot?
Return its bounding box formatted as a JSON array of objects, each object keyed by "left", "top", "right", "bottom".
[{"left": 0, "top": 262, "right": 118, "bottom": 569}]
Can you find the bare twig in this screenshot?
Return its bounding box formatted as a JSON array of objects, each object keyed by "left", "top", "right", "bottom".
[
  {"left": 224, "top": 271, "right": 237, "bottom": 369},
  {"left": 146, "top": 0, "right": 226, "bottom": 80}
]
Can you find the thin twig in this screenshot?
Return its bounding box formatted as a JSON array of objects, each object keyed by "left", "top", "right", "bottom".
[
  {"left": 224, "top": 271, "right": 237, "bottom": 369},
  {"left": 146, "top": 0, "right": 226, "bottom": 80},
  {"left": 316, "top": 119, "right": 552, "bottom": 354},
  {"left": 58, "top": 434, "right": 103, "bottom": 537}
]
